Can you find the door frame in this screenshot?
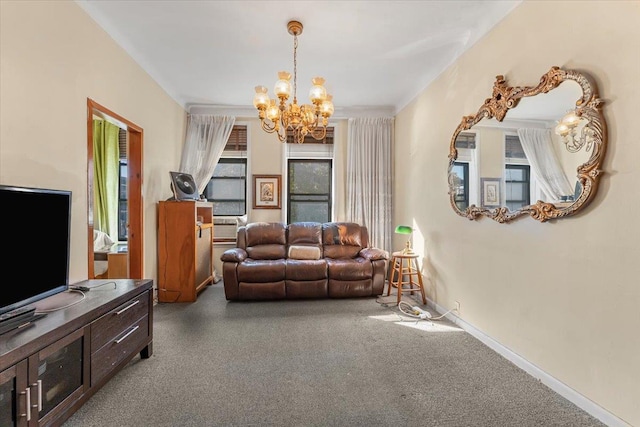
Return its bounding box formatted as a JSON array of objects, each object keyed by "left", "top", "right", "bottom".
[{"left": 87, "top": 98, "right": 144, "bottom": 279}]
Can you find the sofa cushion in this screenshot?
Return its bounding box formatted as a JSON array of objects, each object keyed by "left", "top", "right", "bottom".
[
  {"left": 246, "top": 222, "right": 286, "bottom": 246},
  {"left": 237, "top": 259, "right": 286, "bottom": 282},
  {"left": 288, "top": 222, "right": 323, "bottom": 259},
  {"left": 239, "top": 281, "right": 285, "bottom": 300},
  {"left": 244, "top": 222, "right": 286, "bottom": 260},
  {"left": 359, "top": 247, "right": 389, "bottom": 261},
  {"left": 247, "top": 244, "right": 286, "bottom": 260},
  {"left": 286, "top": 259, "right": 327, "bottom": 280},
  {"left": 328, "top": 279, "right": 372, "bottom": 298},
  {"left": 288, "top": 222, "right": 322, "bottom": 244},
  {"left": 324, "top": 245, "right": 361, "bottom": 259},
  {"left": 288, "top": 245, "right": 321, "bottom": 260},
  {"left": 220, "top": 248, "right": 247, "bottom": 262},
  {"left": 326, "top": 257, "right": 373, "bottom": 280},
  {"left": 322, "top": 222, "right": 362, "bottom": 246},
  {"left": 286, "top": 280, "right": 327, "bottom": 299},
  {"left": 322, "top": 222, "right": 363, "bottom": 259}
]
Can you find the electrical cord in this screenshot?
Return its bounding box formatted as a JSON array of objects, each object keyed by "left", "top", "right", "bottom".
[
  {"left": 35, "top": 289, "right": 86, "bottom": 313},
  {"left": 70, "top": 281, "right": 117, "bottom": 291},
  {"left": 397, "top": 300, "right": 457, "bottom": 321}
]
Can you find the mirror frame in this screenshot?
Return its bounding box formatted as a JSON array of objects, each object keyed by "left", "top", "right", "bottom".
[{"left": 447, "top": 66, "right": 607, "bottom": 223}]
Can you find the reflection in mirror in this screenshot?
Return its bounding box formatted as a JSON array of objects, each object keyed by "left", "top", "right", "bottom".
[{"left": 448, "top": 66, "right": 607, "bottom": 223}]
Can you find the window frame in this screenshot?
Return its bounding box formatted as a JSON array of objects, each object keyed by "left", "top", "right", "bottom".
[
  {"left": 205, "top": 157, "right": 247, "bottom": 217},
  {"left": 117, "top": 159, "right": 128, "bottom": 241},
  {"left": 286, "top": 158, "right": 333, "bottom": 224},
  {"left": 202, "top": 124, "right": 249, "bottom": 219},
  {"left": 503, "top": 132, "right": 532, "bottom": 211},
  {"left": 504, "top": 164, "right": 531, "bottom": 211},
  {"left": 451, "top": 161, "right": 470, "bottom": 211}
]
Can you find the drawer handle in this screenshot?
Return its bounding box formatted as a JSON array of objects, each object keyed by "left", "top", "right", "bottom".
[
  {"left": 115, "top": 325, "right": 140, "bottom": 344},
  {"left": 19, "top": 387, "right": 31, "bottom": 421},
  {"left": 115, "top": 300, "right": 140, "bottom": 315},
  {"left": 31, "top": 380, "right": 42, "bottom": 411}
]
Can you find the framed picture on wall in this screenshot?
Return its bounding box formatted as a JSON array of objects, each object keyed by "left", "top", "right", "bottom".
[
  {"left": 481, "top": 177, "right": 501, "bottom": 208},
  {"left": 253, "top": 175, "right": 281, "bottom": 209}
]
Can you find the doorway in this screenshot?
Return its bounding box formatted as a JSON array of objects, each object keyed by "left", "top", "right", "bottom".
[{"left": 87, "top": 98, "right": 144, "bottom": 279}]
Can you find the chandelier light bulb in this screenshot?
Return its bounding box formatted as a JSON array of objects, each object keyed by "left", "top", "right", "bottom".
[
  {"left": 253, "top": 86, "right": 269, "bottom": 109},
  {"left": 266, "top": 100, "right": 280, "bottom": 121},
  {"left": 274, "top": 71, "right": 292, "bottom": 99},
  {"left": 555, "top": 122, "right": 569, "bottom": 137},
  {"left": 309, "top": 77, "right": 327, "bottom": 104},
  {"left": 320, "top": 95, "right": 334, "bottom": 117},
  {"left": 561, "top": 111, "right": 581, "bottom": 128}
]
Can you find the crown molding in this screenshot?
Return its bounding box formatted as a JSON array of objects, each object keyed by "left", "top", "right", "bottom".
[{"left": 186, "top": 104, "right": 396, "bottom": 119}]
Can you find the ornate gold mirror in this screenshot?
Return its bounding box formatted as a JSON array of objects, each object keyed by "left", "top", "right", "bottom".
[{"left": 447, "top": 66, "right": 607, "bottom": 223}]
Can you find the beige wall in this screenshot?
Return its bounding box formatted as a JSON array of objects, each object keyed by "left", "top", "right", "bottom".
[
  {"left": 477, "top": 127, "right": 504, "bottom": 178},
  {"left": 0, "top": 1, "right": 186, "bottom": 284},
  {"left": 395, "top": 1, "right": 639, "bottom": 425}
]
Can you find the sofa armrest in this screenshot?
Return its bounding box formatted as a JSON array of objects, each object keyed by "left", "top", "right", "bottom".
[
  {"left": 221, "top": 248, "right": 248, "bottom": 262},
  {"left": 359, "top": 247, "right": 389, "bottom": 261}
]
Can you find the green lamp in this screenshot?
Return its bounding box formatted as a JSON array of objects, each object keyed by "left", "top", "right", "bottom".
[{"left": 394, "top": 225, "right": 414, "bottom": 255}]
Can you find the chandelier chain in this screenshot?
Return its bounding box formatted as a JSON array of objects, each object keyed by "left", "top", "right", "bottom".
[{"left": 293, "top": 34, "right": 298, "bottom": 103}]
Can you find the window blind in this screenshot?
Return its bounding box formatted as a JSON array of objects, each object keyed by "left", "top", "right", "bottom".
[{"left": 286, "top": 127, "right": 334, "bottom": 159}]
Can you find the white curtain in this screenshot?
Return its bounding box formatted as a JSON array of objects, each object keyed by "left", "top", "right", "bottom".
[
  {"left": 346, "top": 117, "right": 394, "bottom": 252},
  {"left": 517, "top": 128, "right": 573, "bottom": 200},
  {"left": 179, "top": 115, "right": 236, "bottom": 194}
]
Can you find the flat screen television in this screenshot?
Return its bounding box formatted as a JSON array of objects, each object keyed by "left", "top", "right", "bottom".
[{"left": 0, "top": 184, "right": 71, "bottom": 315}]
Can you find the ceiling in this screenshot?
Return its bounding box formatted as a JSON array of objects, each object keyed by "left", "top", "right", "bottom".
[{"left": 76, "top": 0, "right": 522, "bottom": 116}]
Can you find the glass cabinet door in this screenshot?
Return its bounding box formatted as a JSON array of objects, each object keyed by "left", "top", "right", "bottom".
[
  {"left": 29, "top": 328, "right": 85, "bottom": 425},
  {"left": 0, "top": 360, "right": 28, "bottom": 427}
]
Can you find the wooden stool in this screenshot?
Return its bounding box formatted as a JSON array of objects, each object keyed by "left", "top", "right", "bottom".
[{"left": 387, "top": 251, "right": 426, "bottom": 305}]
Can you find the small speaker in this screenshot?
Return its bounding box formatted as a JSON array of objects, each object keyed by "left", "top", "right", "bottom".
[{"left": 169, "top": 171, "right": 199, "bottom": 201}]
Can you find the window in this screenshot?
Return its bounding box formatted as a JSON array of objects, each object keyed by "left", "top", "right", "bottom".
[
  {"left": 117, "top": 160, "right": 127, "bottom": 241},
  {"left": 505, "top": 165, "right": 530, "bottom": 211},
  {"left": 285, "top": 127, "right": 334, "bottom": 224},
  {"left": 286, "top": 127, "right": 334, "bottom": 145},
  {"left": 287, "top": 159, "right": 332, "bottom": 223},
  {"left": 203, "top": 125, "right": 248, "bottom": 217},
  {"left": 455, "top": 132, "right": 476, "bottom": 150},
  {"left": 504, "top": 134, "right": 530, "bottom": 211},
  {"left": 505, "top": 135, "right": 526, "bottom": 159},
  {"left": 205, "top": 158, "right": 247, "bottom": 216},
  {"left": 117, "top": 128, "right": 128, "bottom": 241},
  {"left": 451, "top": 162, "right": 469, "bottom": 211},
  {"left": 452, "top": 131, "right": 477, "bottom": 208}
]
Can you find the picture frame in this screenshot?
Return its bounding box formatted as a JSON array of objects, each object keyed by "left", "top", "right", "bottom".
[
  {"left": 253, "top": 175, "right": 281, "bottom": 209},
  {"left": 481, "top": 177, "right": 501, "bottom": 208}
]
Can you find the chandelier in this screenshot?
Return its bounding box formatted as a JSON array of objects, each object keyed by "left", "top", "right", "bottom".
[
  {"left": 253, "top": 20, "right": 334, "bottom": 144},
  {"left": 554, "top": 110, "right": 594, "bottom": 153}
]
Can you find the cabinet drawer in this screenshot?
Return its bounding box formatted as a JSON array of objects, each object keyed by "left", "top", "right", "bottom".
[
  {"left": 91, "top": 316, "right": 149, "bottom": 386},
  {"left": 91, "top": 291, "right": 149, "bottom": 352}
]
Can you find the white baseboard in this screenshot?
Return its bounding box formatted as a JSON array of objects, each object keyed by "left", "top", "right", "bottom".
[{"left": 428, "top": 299, "right": 631, "bottom": 427}]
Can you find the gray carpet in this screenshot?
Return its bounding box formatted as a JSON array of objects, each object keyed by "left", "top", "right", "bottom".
[{"left": 63, "top": 283, "right": 605, "bottom": 427}]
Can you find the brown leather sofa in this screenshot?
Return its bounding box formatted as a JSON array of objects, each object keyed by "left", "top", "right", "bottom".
[{"left": 220, "top": 221, "right": 389, "bottom": 301}]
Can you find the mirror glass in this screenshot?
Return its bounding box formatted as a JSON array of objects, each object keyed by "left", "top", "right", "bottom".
[{"left": 448, "top": 67, "right": 606, "bottom": 223}]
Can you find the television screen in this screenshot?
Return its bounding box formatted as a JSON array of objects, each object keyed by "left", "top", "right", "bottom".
[{"left": 0, "top": 184, "right": 71, "bottom": 315}]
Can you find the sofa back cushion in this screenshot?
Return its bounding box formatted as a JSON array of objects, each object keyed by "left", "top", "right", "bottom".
[
  {"left": 245, "top": 222, "right": 286, "bottom": 260},
  {"left": 287, "top": 222, "right": 323, "bottom": 258},
  {"left": 322, "top": 222, "right": 365, "bottom": 259}
]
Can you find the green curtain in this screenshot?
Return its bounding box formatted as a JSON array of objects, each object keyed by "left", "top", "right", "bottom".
[{"left": 93, "top": 119, "right": 120, "bottom": 241}]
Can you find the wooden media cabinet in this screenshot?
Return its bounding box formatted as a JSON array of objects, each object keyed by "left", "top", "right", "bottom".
[{"left": 0, "top": 279, "right": 153, "bottom": 426}]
